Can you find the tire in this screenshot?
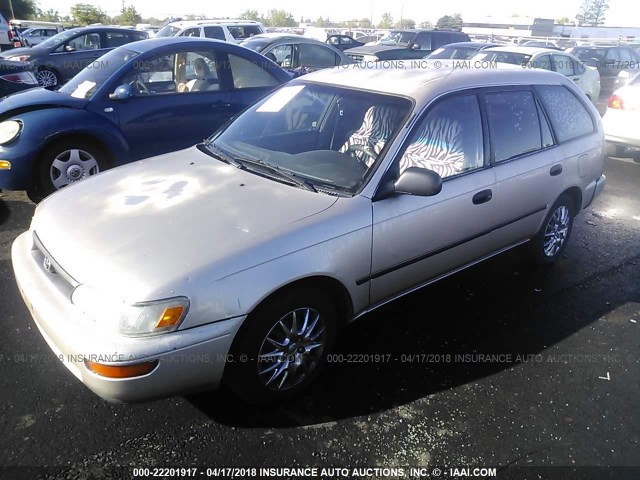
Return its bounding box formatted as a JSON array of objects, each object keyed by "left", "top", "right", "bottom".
[
  {"left": 224, "top": 288, "right": 337, "bottom": 404},
  {"left": 36, "top": 67, "right": 61, "bottom": 87},
  {"left": 605, "top": 142, "right": 625, "bottom": 158},
  {"left": 32, "top": 139, "right": 109, "bottom": 202},
  {"left": 527, "top": 194, "right": 575, "bottom": 267}
]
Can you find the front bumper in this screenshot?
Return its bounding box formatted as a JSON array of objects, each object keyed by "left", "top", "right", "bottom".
[
  {"left": 11, "top": 231, "right": 245, "bottom": 403},
  {"left": 0, "top": 140, "right": 40, "bottom": 190}
]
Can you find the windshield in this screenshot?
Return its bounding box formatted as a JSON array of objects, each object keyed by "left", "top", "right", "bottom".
[
  {"left": 472, "top": 51, "right": 532, "bottom": 67},
  {"left": 37, "top": 29, "right": 80, "bottom": 49},
  {"left": 59, "top": 48, "right": 139, "bottom": 99},
  {"left": 155, "top": 25, "right": 180, "bottom": 37},
  {"left": 210, "top": 83, "right": 412, "bottom": 194},
  {"left": 378, "top": 31, "right": 416, "bottom": 47},
  {"left": 239, "top": 38, "right": 271, "bottom": 52}
]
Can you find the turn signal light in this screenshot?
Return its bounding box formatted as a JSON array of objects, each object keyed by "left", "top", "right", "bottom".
[
  {"left": 85, "top": 360, "right": 158, "bottom": 378},
  {"left": 0, "top": 160, "right": 10, "bottom": 170},
  {"left": 155, "top": 306, "right": 185, "bottom": 329},
  {"left": 608, "top": 94, "right": 624, "bottom": 110}
]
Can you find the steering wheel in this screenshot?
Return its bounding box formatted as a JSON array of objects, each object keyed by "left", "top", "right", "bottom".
[
  {"left": 347, "top": 144, "right": 378, "bottom": 165},
  {"left": 133, "top": 80, "right": 150, "bottom": 95}
]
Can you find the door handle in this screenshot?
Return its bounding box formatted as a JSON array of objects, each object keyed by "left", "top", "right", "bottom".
[
  {"left": 472, "top": 189, "right": 492, "bottom": 205},
  {"left": 550, "top": 164, "right": 563, "bottom": 176},
  {"left": 212, "top": 102, "right": 231, "bottom": 109}
]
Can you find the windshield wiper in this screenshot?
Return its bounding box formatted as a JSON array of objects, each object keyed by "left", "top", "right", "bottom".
[
  {"left": 237, "top": 157, "right": 317, "bottom": 193},
  {"left": 200, "top": 139, "right": 244, "bottom": 169}
]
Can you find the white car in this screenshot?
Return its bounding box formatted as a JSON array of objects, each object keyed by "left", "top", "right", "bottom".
[
  {"left": 602, "top": 73, "right": 640, "bottom": 156},
  {"left": 155, "top": 19, "right": 265, "bottom": 44},
  {"left": 472, "top": 47, "right": 601, "bottom": 102}
]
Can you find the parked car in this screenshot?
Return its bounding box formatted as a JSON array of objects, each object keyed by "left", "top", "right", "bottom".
[
  {"left": 20, "top": 27, "right": 61, "bottom": 46},
  {"left": 520, "top": 40, "right": 562, "bottom": 50},
  {"left": 11, "top": 65, "right": 605, "bottom": 404},
  {"left": 0, "top": 37, "right": 290, "bottom": 201},
  {"left": 0, "top": 58, "right": 38, "bottom": 96},
  {"left": 240, "top": 34, "right": 354, "bottom": 73},
  {"left": 566, "top": 46, "right": 640, "bottom": 96},
  {"left": 613, "top": 68, "right": 640, "bottom": 91},
  {"left": 602, "top": 72, "right": 640, "bottom": 156},
  {"left": 326, "top": 34, "right": 364, "bottom": 51},
  {"left": 425, "top": 41, "right": 499, "bottom": 60},
  {"left": 471, "top": 47, "right": 601, "bottom": 102},
  {"left": 0, "top": 12, "right": 13, "bottom": 51},
  {"left": 0, "top": 26, "right": 149, "bottom": 87},
  {"left": 155, "top": 19, "right": 265, "bottom": 43},
  {"left": 344, "top": 29, "right": 470, "bottom": 62}
]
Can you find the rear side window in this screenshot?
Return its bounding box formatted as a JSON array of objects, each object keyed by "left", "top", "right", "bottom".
[
  {"left": 298, "top": 44, "right": 339, "bottom": 68},
  {"left": 104, "top": 31, "right": 130, "bottom": 48},
  {"left": 227, "top": 54, "right": 280, "bottom": 89},
  {"left": 485, "top": 90, "right": 541, "bottom": 162},
  {"left": 536, "top": 85, "right": 594, "bottom": 142},
  {"left": 179, "top": 28, "right": 200, "bottom": 38}
]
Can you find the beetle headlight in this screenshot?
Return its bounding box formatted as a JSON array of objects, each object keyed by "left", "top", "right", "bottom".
[
  {"left": 0, "top": 120, "right": 22, "bottom": 145},
  {"left": 71, "top": 286, "right": 189, "bottom": 337}
]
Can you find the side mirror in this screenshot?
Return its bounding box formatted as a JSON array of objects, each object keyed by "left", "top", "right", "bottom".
[
  {"left": 64, "top": 44, "right": 75, "bottom": 52},
  {"left": 411, "top": 43, "right": 421, "bottom": 50},
  {"left": 394, "top": 167, "right": 442, "bottom": 196},
  {"left": 109, "top": 83, "right": 133, "bottom": 101}
]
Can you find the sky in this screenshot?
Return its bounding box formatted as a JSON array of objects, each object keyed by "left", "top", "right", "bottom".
[{"left": 43, "top": 0, "right": 636, "bottom": 27}]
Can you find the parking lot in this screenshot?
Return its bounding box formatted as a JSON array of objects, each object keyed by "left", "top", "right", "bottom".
[{"left": 1, "top": 143, "right": 638, "bottom": 479}]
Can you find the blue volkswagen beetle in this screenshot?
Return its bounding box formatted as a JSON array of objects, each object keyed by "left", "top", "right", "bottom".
[{"left": 0, "top": 37, "right": 291, "bottom": 201}]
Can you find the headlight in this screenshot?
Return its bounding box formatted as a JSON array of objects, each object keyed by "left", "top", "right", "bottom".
[
  {"left": 71, "top": 286, "right": 190, "bottom": 337},
  {"left": 7, "top": 55, "right": 31, "bottom": 62},
  {"left": 0, "top": 120, "right": 22, "bottom": 145}
]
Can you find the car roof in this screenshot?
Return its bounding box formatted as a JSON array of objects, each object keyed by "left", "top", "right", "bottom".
[
  {"left": 166, "top": 19, "right": 262, "bottom": 28},
  {"left": 123, "top": 36, "right": 241, "bottom": 53},
  {"left": 482, "top": 46, "right": 566, "bottom": 56},
  {"left": 301, "top": 64, "right": 567, "bottom": 100},
  {"left": 439, "top": 41, "right": 498, "bottom": 48}
]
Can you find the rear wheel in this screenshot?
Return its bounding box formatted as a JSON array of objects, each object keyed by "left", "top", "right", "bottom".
[
  {"left": 224, "top": 288, "right": 337, "bottom": 404},
  {"left": 31, "top": 139, "right": 108, "bottom": 202},
  {"left": 527, "top": 194, "right": 575, "bottom": 266}
]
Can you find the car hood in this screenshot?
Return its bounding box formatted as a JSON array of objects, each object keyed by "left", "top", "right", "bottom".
[
  {"left": 345, "top": 44, "right": 407, "bottom": 55},
  {"left": 32, "top": 146, "right": 339, "bottom": 301},
  {"left": 0, "top": 87, "right": 87, "bottom": 118},
  {"left": 0, "top": 46, "right": 47, "bottom": 58}
]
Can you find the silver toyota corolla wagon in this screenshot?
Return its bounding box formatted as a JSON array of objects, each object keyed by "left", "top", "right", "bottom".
[{"left": 12, "top": 66, "right": 606, "bottom": 404}]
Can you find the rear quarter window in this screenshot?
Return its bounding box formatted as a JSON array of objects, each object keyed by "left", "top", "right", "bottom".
[{"left": 536, "top": 85, "right": 594, "bottom": 143}]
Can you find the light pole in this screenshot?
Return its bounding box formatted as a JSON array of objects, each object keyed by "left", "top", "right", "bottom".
[{"left": 8, "top": 0, "right": 15, "bottom": 19}]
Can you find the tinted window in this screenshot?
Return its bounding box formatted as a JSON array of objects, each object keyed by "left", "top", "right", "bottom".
[
  {"left": 228, "top": 25, "right": 262, "bottom": 40},
  {"left": 399, "top": 95, "right": 484, "bottom": 177},
  {"left": 131, "top": 32, "right": 148, "bottom": 41},
  {"left": 432, "top": 33, "right": 451, "bottom": 49},
  {"left": 536, "top": 85, "right": 594, "bottom": 142},
  {"left": 485, "top": 90, "right": 541, "bottom": 162},
  {"left": 228, "top": 54, "right": 279, "bottom": 88},
  {"left": 104, "top": 31, "right": 130, "bottom": 48},
  {"left": 298, "top": 44, "right": 339, "bottom": 68},
  {"left": 531, "top": 54, "right": 553, "bottom": 70},
  {"left": 413, "top": 32, "right": 432, "bottom": 50},
  {"left": 203, "top": 26, "right": 224, "bottom": 40}
]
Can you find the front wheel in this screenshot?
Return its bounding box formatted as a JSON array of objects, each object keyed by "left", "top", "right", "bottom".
[
  {"left": 36, "top": 67, "right": 60, "bottom": 87},
  {"left": 31, "top": 140, "right": 108, "bottom": 202},
  {"left": 224, "top": 288, "right": 337, "bottom": 404},
  {"left": 527, "top": 194, "right": 575, "bottom": 266}
]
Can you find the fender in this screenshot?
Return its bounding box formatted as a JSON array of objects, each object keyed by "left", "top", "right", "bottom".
[{"left": 17, "top": 107, "right": 131, "bottom": 165}]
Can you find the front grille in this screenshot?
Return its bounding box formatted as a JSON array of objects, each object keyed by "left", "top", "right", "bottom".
[
  {"left": 32, "top": 232, "right": 79, "bottom": 298},
  {"left": 347, "top": 53, "right": 365, "bottom": 63}
]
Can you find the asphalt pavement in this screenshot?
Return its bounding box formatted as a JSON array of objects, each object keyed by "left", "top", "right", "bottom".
[{"left": 0, "top": 153, "right": 639, "bottom": 480}]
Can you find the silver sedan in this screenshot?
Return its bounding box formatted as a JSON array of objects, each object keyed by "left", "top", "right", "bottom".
[{"left": 12, "top": 66, "right": 605, "bottom": 404}]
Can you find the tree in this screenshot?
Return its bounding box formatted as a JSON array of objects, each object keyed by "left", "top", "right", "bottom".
[
  {"left": 419, "top": 21, "right": 433, "bottom": 29},
  {"left": 395, "top": 18, "right": 415, "bottom": 28},
  {"left": 555, "top": 17, "right": 571, "bottom": 24},
  {"left": 576, "top": 0, "right": 609, "bottom": 25},
  {"left": 118, "top": 4, "right": 141, "bottom": 25},
  {"left": 239, "top": 10, "right": 261, "bottom": 22},
  {"left": 70, "top": 3, "right": 109, "bottom": 25},
  {"left": 0, "top": 0, "right": 37, "bottom": 20},
  {"left": 36, "top": 8, "right": 61, "bottom": 22},
  {"left": 378, "top": 12, "right": 393, "bottom": 29},
  {"left": 264, "top": 9, "right": 296, "bottom": 27},
  {"left": 436, "top": 13, "right": 463, "bottom": 29}
]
